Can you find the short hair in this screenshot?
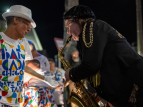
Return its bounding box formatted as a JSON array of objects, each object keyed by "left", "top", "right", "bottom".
[
  {"left": 6, "top": 16, "right": 14, "bottom": 25},
  {"left": 6, "top": 16, "right": 24, "bottom": 26},
  {"left": 27, "top": 59, "right": 40, "bottom": 68},
  {"left": 27, "top": 40, "right": 36, "bottom": 52},
  {"left": 48, "top": 58, "right": 55, "bottom": 63}
]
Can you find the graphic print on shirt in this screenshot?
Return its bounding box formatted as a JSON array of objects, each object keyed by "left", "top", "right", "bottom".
[
  {"left": 23, "top": 87, "right": 56, "bottom": 107},
  {"left": 52, "top": 68, "right": 64, "bottom": 87},
  {"left": 0, "top": 35, "right": 25, "bottom": 104}
]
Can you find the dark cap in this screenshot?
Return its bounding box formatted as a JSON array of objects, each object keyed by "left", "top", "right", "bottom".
[{"left": 63, "top": 5, "right": 96, "bottom": 19}]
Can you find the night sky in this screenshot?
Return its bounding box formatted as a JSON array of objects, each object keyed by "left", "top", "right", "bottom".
[{"left": 0, "top": 0, "right": 142, "bottom": 59}]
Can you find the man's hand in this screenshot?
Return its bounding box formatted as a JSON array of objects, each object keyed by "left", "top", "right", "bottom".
[
  {"left": 55, "top": 86, "right": 62, "bottom": 90},
  {"left": 64, "top": 71, "right": 70, "bottom": 87}
]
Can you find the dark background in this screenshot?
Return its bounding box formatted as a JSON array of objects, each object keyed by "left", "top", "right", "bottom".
[{"left": 0, "top": 0, "right": 142, "bottom": 59}]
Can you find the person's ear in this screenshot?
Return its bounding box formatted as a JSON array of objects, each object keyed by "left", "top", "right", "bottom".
[{"left": 13, "top": 17, "right": 19, "bottom": 25}]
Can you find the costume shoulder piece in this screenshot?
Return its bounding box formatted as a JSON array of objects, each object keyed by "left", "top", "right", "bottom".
[{"left": 82, "top": 19, "right": 94, "bottom": 48}]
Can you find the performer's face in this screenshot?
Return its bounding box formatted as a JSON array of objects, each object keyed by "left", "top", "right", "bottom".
[
  {"left": 65, "top": 19, "right": 81, "bottom": 41},
  {"left": 49, "top": 61, "right": 55, "bottom": 70},
  {"left": 14, "top": 17, "right": 31, "bottom": 39}
]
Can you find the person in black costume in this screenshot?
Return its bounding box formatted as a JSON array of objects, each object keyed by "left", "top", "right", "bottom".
[{"left": 64, "top": 5, "right": 143, "bottom": 107}]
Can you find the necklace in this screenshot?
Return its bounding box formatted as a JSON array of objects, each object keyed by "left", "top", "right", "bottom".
[{"left": 82, "top": 21, "right": 93, "bottom": 48}]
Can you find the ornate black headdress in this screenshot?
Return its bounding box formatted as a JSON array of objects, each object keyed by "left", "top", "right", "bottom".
[{"left": 63, "top": 5, "right": 96, "bottom": 19}]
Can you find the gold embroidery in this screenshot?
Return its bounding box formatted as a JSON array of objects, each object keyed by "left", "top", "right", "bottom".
[
  {"left": 82, "top": 22, "right": 93, "bottom": 48},
  {"left": 112, "top": 27, "right": 124, "bottom": 38},
  {"left": 116, "top": 30, "right": 124, "bottom": 38},
  {"left": 90, "top": 71, "right": 100, "bottom": 87}
]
